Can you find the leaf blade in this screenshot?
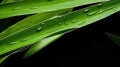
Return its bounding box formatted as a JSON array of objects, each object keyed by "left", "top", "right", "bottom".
[
  {"left": 106, "top": 33, "right": 120, "bottom": 46},
  {"left": 0, "top": 0, "right": 109, "bottom": 19},
  {"left": 0, "top": 0, "right": 120, "bottom": 55}
]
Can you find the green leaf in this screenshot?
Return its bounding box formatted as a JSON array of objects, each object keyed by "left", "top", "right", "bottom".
[
  {"left": 0, "top": 9, "right": 70, "bottom": 40},
  {"left": 24, "top": 27, "right": 74, "bottom": 58},
  {"left": 23, "top": 34, "right": 64, "bottom": 58},
  {"left": 1, "top": 0, "right": 23, "bottom": 4},
  {"left": 0, "top": 0, "right": 109, "bottom": 19},
  {"left": 0, "top": 0, "right": 120, "bottom": 56},
  {"left": 106, "top": 33, "right": 120, "bottom": 46},
  {"left": 0, "top": 9, "right": 71, "bottom": 56},
  {"left": 0, "top": 54, "right": 11, "bottom": 64},
  {"left": 0, "top": 46, "right": 30, "bottom": 64}
]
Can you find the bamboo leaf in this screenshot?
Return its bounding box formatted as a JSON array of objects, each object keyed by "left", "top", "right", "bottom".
[
  {"left": 0, "top": 0, "right": 120, "bottom": 55},
  {"left": 0, "top": 0, "right": 109, "bottom": 19}
]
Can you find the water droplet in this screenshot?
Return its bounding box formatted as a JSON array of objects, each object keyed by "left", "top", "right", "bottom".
[
  {"left": 9, "top": 42, "right": 17, "bottom": 45},
  {"left": 105, "top": 6, "right": 114, "bottom": 10},
  {"left": 41, "top": 23, "right": 45, "bottom": 26},
  {"left": 12, "top": 7, "right": 21, "bottom": 10},
  {"left": 37, "top": 27, "right": 42, "bottom": 31},
  {"left": 71, "top": 20, "right": 77, "bottom": 23},
  {"left": 84, "top": 8, "right": 90, "bottom": 13},
  {"left": 87, "top": 11, "right": 97, "bottom": 16},
  {"left": 98, "top": 6, "right": 114, "bottom": 14},
  {"left": 21, "top": 38, "right": 30, "bottom": 42},
  {"left": 97, "top": 3, "right": 103, "bottom": 7},
  {"left": 30, "top": 7, "right": 39, "bottom": 9},
  {"left": 98, "top": 10, "right": 105, "bottom": 14}
]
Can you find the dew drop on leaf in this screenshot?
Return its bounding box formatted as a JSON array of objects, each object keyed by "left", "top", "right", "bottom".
[
  {"left": 9, "top": 42, "right": 17, "bottom": 45},
  {"left": 21, "top": 38, "right": 30, "bottom": 42},
  {"left": 87, "top": 11, "right": 97, "bottom": 16},
  {"left": 71, "top": 20, "right": 77, "bottom": 23},
  {"left": 37, "top": 27, "right": 42, "bottom": 31},
  {"left": 84, "top": 8, "right": 90, "bottom": 13},
  {"left": 41, "top": 23, "right": 45, "bottom": 26},
  {"left": 30, "top": 7, "right": 39, "bottom": 9},
  {"left": 105, "top": 6, "right": 114, "bottom": 10},
  {"left": 12, "top": 7, "right": 21, "bottom": 10},
  {"left": 97, "top": 3, "right": 103, "bottom": 7},
  {"left": 98, "top": 10, "right": 105, "bottom": 14}
]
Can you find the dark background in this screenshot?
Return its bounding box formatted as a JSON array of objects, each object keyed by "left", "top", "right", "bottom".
[{"left": 1, "top": 1, "right": 120, "bottom": 67}]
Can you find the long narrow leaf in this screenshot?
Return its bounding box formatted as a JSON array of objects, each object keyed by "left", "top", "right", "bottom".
[
  {"left": 0, "top": 0, "right": 120, "bottom": 55},
  {"left": 1, "top": 0, "right": 25, "bottom": 4},
  {"left": 0, "top": 0, "right": 109, "bottom": 19},
  {"left": 0, "top": 9, "right": 70, "bottom": 39},
  {"left": 0, "top": 46, "right": 30, "bottom": 63},
  {"left": 106, "top": 33, "right": 120, "bottom": 46},
  {"left": 24, "top": 34, "right": 64, "bottom": 58}
]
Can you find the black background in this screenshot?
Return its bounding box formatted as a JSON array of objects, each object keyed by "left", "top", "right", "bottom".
[{"left": 1, "top": 1, "right": 120, "bottom": 67}]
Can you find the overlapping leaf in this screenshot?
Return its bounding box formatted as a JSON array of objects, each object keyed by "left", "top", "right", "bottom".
[
  {"left": 0, "top": 0, "right": 109, "bottom": 19},
  {"left": 0, "top": 0, "right": 120, "bottom": 56},
  {"left": 106, "top": 33, "right": 120, "bottom": 46},
  {"left": 24, "top": 34, "right": 64, "bottom": 58}
]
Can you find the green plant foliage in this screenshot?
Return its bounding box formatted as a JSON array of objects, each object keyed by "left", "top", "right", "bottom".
[
  {"left": 24, "top": 34, "right": 64, "bottom": 58},
  {"left": 0, "top": 0, "right": 109, "bottom": 19},
  {"left": 0, "top": 0, "right": 119, "bottom": 55},
  {"left": 1, "top": 0, "right": 24, "bottom": 4},
  {"left": 0, "top": 0, "right": 120, "bottom": 64},
  {"left": 106, "top": 33, "right": 120, "bottom": 46}
]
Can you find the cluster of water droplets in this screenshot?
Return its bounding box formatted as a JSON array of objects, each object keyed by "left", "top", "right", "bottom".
[
  {"left": 8, "top": 37, "right": 31, "bottom": 45},
  {"left": 36, "top": 22, "right": 45, "bottom": 32},
  {"left": 9, "top": 42, "right": 17, "bottom": 45},
  {"left": 83, "top": 3, "right": 114, "bottom": 16},
  {"left": 9, "top": 1, "right": 115, "bottom": 45}
]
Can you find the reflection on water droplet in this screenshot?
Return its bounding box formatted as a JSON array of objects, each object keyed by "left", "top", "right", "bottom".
[
  {"left": 84, "top": 8, "right": 90, "bottom": 13},
  {"left": 87, "top": 11, "right": 97, "bottom": 16},
  {"left": 97, "top": 3, "right": 103, "bottom": 7},
  {"left": 72, "top": 20, "right": 77, "bottom": 23},
  {"left": 105, "top": 6, "right": 114, "bottom": 10},
  {"left": 30, "top": 7, "right": 39, "bottom": 9},
  {"left": 21, "top": 38, "right": 30, "bottom": 42},
  {"left": 98, "top": 10, "right": 104, "bottom": 14},
  {"left": 41, "top": 23, "right": 44, "bottom": 26},
  {"left": 12, "top": 7, "right": 21, "bottom": 10},
  {"left": 9, "top": 42, "right": 17, "bottom": 45},
  {"left": 37, "top": 27, "right": 42, "bottom": 31},
  {"left": 98, "top": 6, "right": 114, "bottom": 14},
  {"left": 24, "top": 38, "right": 30, "bottom": 41}
]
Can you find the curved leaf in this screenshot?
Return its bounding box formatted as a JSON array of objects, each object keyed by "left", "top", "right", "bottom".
[
  {"left": 106, "top": 33, "right": 120, "bottom": 46},
  {"left": 0, "top": 0, "right": 120, "bottom": 55},
  {"left": 1, "top": 0, "right": 24, "bottom": 4},
  {"left": 0, "top": 0, "right": 109, "bottom": 19},
  {"left": 0, "top": 46, "right": 30, "bottom": 64},
  {"left": 23, "top": 34, "right": 64, "bottom": 58}
]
